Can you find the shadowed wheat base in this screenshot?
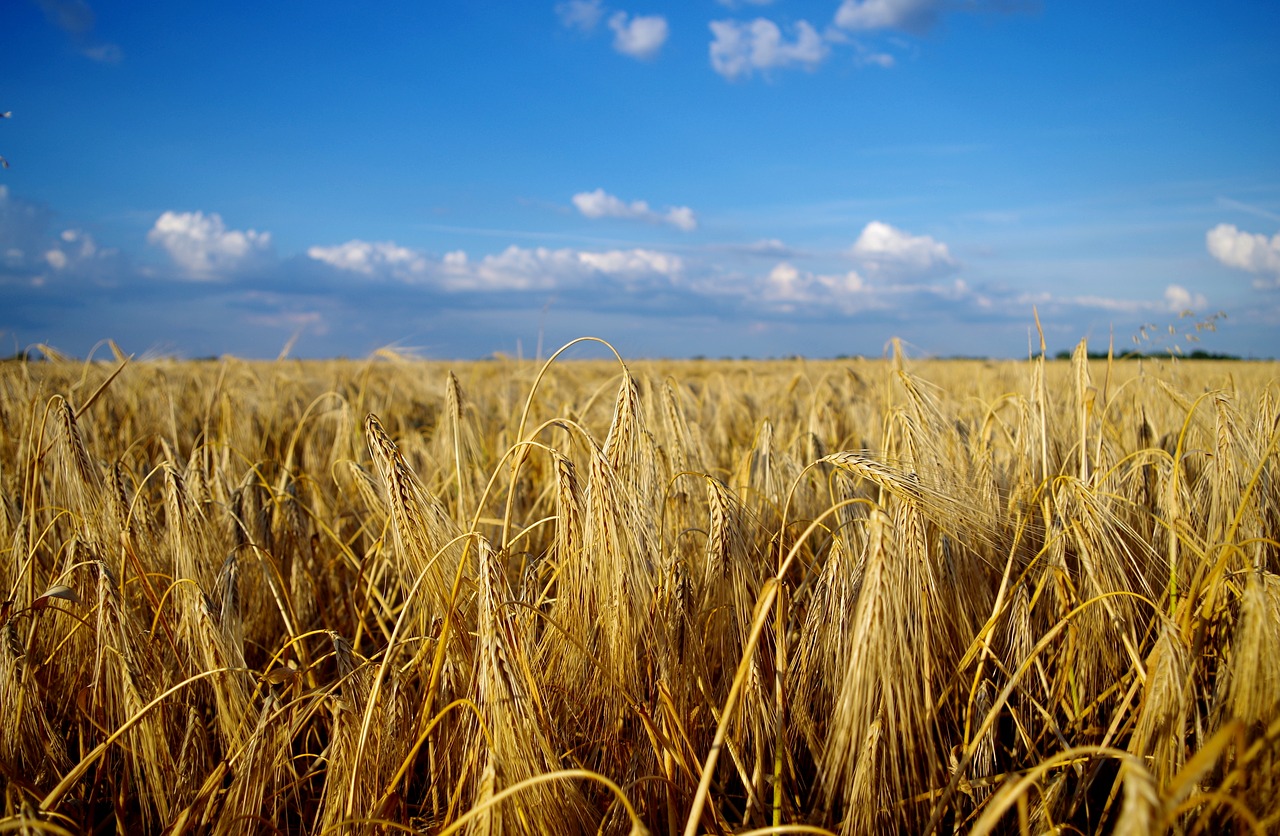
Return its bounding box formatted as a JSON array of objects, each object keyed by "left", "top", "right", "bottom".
[{"left": 0, "top": 341, "right": 1277, "bottom": 834}]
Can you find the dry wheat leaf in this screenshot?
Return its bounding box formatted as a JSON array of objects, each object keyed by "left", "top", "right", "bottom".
[{"left": 32, "top": 585, "right": 81, "bottom": 610}]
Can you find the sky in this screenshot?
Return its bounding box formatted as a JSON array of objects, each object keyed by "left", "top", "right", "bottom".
[{"left": 2, "top": 0, "right": 1279, "bottom": 360}]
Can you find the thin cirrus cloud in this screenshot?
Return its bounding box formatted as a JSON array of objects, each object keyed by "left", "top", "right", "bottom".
[
  {"left": 572, "top": 188, "right": 697, "bottom": 231},
  {"left": 147, "top": 211, "right": 272, "bottom": 279},
  {"left": 1022, "top": 284, "right": 1208, "bottom": 316},
  {"left": 708, "top": 18, "right": 828, "bottom": 81},
  {"left": 1206, "top": 223, "right": 1280, "bottom": 288},
  {"left": 34, "top": 0, "right": 123, "bottom": 62},
  {"left": 738, "top": 238, "right": 796, "bottom": 258}
]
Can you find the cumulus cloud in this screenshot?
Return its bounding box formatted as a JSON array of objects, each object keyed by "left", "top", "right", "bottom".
[
  {"left": 834, "top": 0, "right": 1029, "bottom": 33},
  {"left": 1163, "top": 284, "right": 1208, "bottom": 312},
  {"left": 711, "top": 0, "right": 1009, "bottom": 82},
  {"left": 709, "top": 18, "right": 828, "bottom": 80},
  {"left": 850, "top": 220, "right": 957, "bottom": 278},
  {"left": 834, "top": 0, "right": 940, "bottom": 33},
  {"left": 559, "top": 3, "right": 668, "bottom": 61},
  {"left": 147, "top": 211, "right": 272, "bottom": 278},
  {"left": 439, "top": 246, "right": 572, "bottom": 291},
  {"left": 1206, "top": 223, "right": 1280, "bottom": 287},
  {"left": 608, "top": 11, "right": 669, "bottom": 59},
  {"left": 40, "top": 229, "right": 100, "bottom": 273},
  {"left": 0, "top": 188, "right": 121, "bottom": 291},
  {"left": 306, "top": 240, "right": 428, "bottom": 279},
  {"left": 572, "top": 188, "right": 697, "bottom": 231},
  {"left": 309, "top": 239, "right": 684, "bottom": 294},
  {"left": 737, "top": 259, "right": 1006, "bottom": 322},
  {"left": 763, "top": 261, "right": 870, "bottom": 310},
  {"left": 556, "top": 0, "right": 605, "bottom": 31},
  {"left": 447, "top": 245, "right": 685, "bottom": 291}
]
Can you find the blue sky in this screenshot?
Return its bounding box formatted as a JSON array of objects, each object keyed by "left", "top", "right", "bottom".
[{"left": 2, "top": 0, "right": 1278, "bottom": 359}]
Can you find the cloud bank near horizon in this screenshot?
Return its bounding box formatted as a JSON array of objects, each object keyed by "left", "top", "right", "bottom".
[
  {"left": 4, "top": 176, "right": 1270, "bottom": 360},
  {"left": 2, "top": 184, "right": 1258, "bottom": 355}
]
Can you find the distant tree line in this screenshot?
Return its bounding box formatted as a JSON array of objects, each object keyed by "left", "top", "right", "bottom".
[{"left": 1053, "top": 349, "right": 1243, "bottom": 361}]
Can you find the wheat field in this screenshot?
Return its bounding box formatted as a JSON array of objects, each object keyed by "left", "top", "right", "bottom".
[{"left": 0, "top": 338, "right": 1277, "bottom": 834}]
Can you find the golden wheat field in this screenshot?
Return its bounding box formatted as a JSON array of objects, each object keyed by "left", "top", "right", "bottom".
[{"left": 0, "top": 338, "right": 1277, "bottom": 835}]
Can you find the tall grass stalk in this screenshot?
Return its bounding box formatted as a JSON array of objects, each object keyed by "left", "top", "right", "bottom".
[{"left": 0, "top": 344, "right": 1274, "bottom": 833}]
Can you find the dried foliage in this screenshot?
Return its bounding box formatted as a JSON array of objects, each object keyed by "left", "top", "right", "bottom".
[{"left": 0, "top": 341, "right": 1276, "bottom": 834}]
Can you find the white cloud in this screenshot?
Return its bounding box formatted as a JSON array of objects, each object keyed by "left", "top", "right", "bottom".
[
  {"left": 59, "top": 228, "right": 97, "bottom": 258},
  {"left": 664, "top": 206, "right": 698, "bottom": 232},
  {"left": 0, "top": 191, "right": 119, "bottom": 289},
  {"left": 709, "top": 18, "right": 828, "bottom": 80},
  {"left": 742, "top": 238, "right": 794, "bottom": 257},
  {"left": 834, "top": 0, "right": 939, "bottom": 32},
  {"left": 853, "top": 45, "right": 896, "bottom": 68},
  {"left": 1163, "top": 284, "right": 1207, "bottom": 312},
  {"left": 833, "top": 0, "right": 1030, "bottom": 37},
  {"left": 1206, "top": 223, "right": 1280, "bottom": 287},
  {"left": 572, "top": 188, "right": 697, "bottom": 231},
  {"left": 147, "top": 211, "right": 271, "bottom": 278},
  {"left": 850, "top": 220, "right": 956, "bottom": 278},
  {"left": 573, "top": 189, "right": 632, "bottom": 219},
  {"left": 765, "top": 262, "right": 802, "bottom": 296},
  {"left": 609, "top": 11, "right": 668, "bottom": 59},
  {"left": 579, "top": 248, "right": 682, "bottom": 277},
  {"left": 309, "top": 239, "right": 684, "bottom": 293},
  {"left": 1019, "top": 284, "right": 1209, "bottom": 316},
  {"left": 448, "top": 245, "right": 574, "bottom": 290},
  {"left": 448, "top": 245, "right": 684, "bottom": 291},
  {"left": 39, "top": 228, "right": 99, "bottom": 272},
  {"left": 745, "top": 259, "right": 1006, "bottom": 318},
  {"left": 307, "top": 240, "right": 428, "bottom": 278},
  {"left": 556, "top": 0, "right": 604, "bottom": 32},
  {"left": 763, "top": 261, "right": 869, "bottom": 308}
]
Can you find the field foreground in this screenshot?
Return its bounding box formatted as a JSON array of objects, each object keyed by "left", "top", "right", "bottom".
[{"left": 1, "top": 342, "right": 1277, "bottom": 834}]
